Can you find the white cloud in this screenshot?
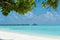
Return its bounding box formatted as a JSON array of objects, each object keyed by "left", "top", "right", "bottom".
[
  {"left": 25, "top": 12, "right": 34, "bottom": 18},
  {"left": 43, "top": 11, "right": 56, "bottom": 21},
  {"left": 27, "top": 11, "right": 60, "bottom": 24},
  {"left": 1, "top": 11, "right": 60, "bottom": 24},
  {"left": 6, "top": 12, "right": 21, "bottom": 24},
  {"left": 44, "top": 11, "right": 54, "bottom": 18},
  {"left": 12, "top": 13, "right": 19, "bottom": 20}
]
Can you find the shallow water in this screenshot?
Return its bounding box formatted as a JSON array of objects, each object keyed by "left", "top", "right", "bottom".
[{"left": 0, "top": 26, "right": 60, "bottom": 36}]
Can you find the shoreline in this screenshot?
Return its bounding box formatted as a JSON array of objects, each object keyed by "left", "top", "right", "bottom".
[{"left": 0, "top": 30, "right": 60, "bottom": 40}]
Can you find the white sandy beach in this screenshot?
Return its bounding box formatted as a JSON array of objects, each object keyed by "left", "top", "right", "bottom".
[{"left": 0, "top": 31, "right": 60, "bottom": 40}]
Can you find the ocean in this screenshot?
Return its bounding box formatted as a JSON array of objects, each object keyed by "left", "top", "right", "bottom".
[{"left": 0, "top": 25, "right": 60, "bottom": 36}]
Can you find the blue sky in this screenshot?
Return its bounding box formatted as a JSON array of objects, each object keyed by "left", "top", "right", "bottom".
[{"left": 0, "top": 0, "right": 60, "bottom": 25}]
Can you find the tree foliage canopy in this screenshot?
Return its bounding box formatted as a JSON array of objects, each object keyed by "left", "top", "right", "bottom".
[
  {"left": 0, "top": 0, "right": 59, "bottom": 16},
  {"left": 42, "top": 0, "right": 59, "bottom": 9}
]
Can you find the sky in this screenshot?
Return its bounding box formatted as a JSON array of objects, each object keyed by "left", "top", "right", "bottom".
[{"left": 0, "top": 0, "right": 60, "bottom": 25}]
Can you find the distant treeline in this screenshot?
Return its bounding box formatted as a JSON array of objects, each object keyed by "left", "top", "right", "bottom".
[{"left": 0, "top": 24, "right": 38, "bottom": 26}]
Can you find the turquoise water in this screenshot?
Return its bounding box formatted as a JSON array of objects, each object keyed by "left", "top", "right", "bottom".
[{"left": 0, "top": 26, "right": 60, "bottom": 36}]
